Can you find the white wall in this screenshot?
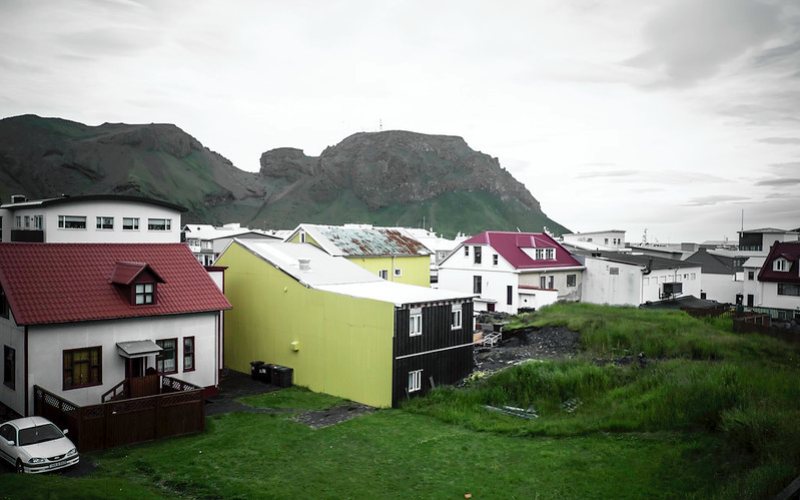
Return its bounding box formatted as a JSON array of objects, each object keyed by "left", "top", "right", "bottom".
[
  {"left": 518, "top": 289, "right": 559, "bottom": 310},
  {"left": 581, "top": 258, "right": 642, "bottom": 306},
  {"left": 438, "top": 267, "right": 519, "bottom": 314},
  {"left": 759, "top": 283, "right": 800, "bottom": 310},
  {"left": 700, "top": 274, "right": 740, "bottom": 303},
  {"left": 518, "top": 270, "right": 582, "bottom": 301},
  {"left": 641, "top": 267, "right": 702, "bottom": 303},
  {"left": 26, "top": 313, "right": 218, "bottom": 413},
  {"left": 563, "top": 231, "right": 625, "bottom": 249},
  {"left": 0, "top": 312, "right": 26, "bottom": 416},
  {"left": 11, "top": 200, "right": 181, "bottom": 243}
]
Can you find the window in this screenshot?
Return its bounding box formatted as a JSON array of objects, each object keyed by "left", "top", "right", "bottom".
[
  {"left": 473, "top": 275, "right": 482, "bottom": 294},
  {"left": 3, "top": 346, "right": 14, "bottom": 390},
  {"left": 408, "top": 369, "right": 422, "bottom": 393},
  {"left": 604, "top": 238, "right": 609, "bottom": 244},
  {"left": 774, "top": 259, "right": 788, "bottom": 272},
  {"left": 506, "top": 285, "right": 512, "bottom": 305},
  {"left": 545, "top": 248, "right": 556, "bottom": 260},
  {"left": 300, "top": 231, "right": 306, "bottom": 243},
  {"left": 0, "top": 424, "right": 14, "bottom": 443},
  {"left": 493, "top": 254, "right": 498, "bottom": 266},
  {"left": 33, "top": 215, "right": 43, "bottom": 230},
  {"left": 474, "top": 246, "right": 482, "bottom": 264},
  {"left": 378, "top": 270, "right": 389, "bottom": 280},
  {"left": 451, "top": 304, "right": 462, "bottom": 330},
  {"left": 394, "top": 268, "right": 402, "bottom": 277},
  {"left": 96, "top": 216, "right": 114, "bottom": 230},
  {"left": 58, "top": 215, "right": 86, "bottom": 229},
  {"left": 567, "top": 274, "right": 576, "bottom": 287},
  {"left": 535, "top": 248, "right": 544, "bottom": 260},
  {"left": 148, "top": 218, "right": 171, "bottom": 231},
  {"left": 14, "top": 216, "right": 21, "bottom": 229},
  {"left": 135, "top": 283, "right": 155, "bottom": 305},
  {"left": 643, "top": 277, "right": 650, "bottom": 285},
  {"left": 778, "top": 283, "right": 800, "bottom": 296},
  {"left": 183, "top": 337, "right": 195, "bottom": 372},
  {"left": 156, "top": 339, "right": 178, "bottom": 374},
  {"left": 464, "top": 246, "right": 469, "bottom": 256},
  {"left": 690, "top": 273, "right": 696, "bottom": 280},
  {"left": 540, "top": 276, "right": 546, "bottom": 288},
  {"left": 548, "top": 276, "right": 554, "bottom": 289},
  {"left": 609, "top": 267, "right": 620, "bottom": 275},
  {"left": 63, "top": 347, "right": 102, "bottom": 390},
  {"left": 0, "top": 286, "right": 8, "bottom": 319},
  {"left": 409, "top": 308, "right": 422, "bottom": 337},
  {"left": 122, "top": 217, "right": 139, "bottom": 231},
  {"left": 747, "top": 271, "right": 754, "bottom": 280},
  {"left": 747, "top": 294, "right": 754, "bottom": 307}
]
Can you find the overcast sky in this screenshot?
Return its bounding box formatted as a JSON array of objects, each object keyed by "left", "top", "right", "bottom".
[{"left": 1, "top": 0, "right": 798, "bottom": 242}]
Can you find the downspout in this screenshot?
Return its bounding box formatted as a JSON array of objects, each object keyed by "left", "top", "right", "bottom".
[
  {"left": 24, "top": 326, "right": 29, "bottom": 416},
  {"left": 641, "top": 259, "right": 653, "bottom": 304}
]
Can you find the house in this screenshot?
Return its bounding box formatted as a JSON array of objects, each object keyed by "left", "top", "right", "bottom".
[
  {"left": 561, "top": 230, "right": 626, "bottom": 251},
  {"left": 0, "top": 243, "right": 231, "bottom": 416},
  {"left": 437, "top": 231, "right": 584, "bottom": 313},
  {"left": 284, "top": 224, "right": 432, "bottom": 287},
  {"left": 183, "top": 223, "right": 279, "bottom": 265},
  {"left": 580, "top": 253, "right": 702, "bottom": 306},
  {"left": 743, "top": 242, "right": 800, "bottom": 319},
  {"left": 0, "top": 194, "right": 186, "bottom": 243},
  {"left": 685, "top": 248, "right": 739, "bottom": 303},
  {"left": 738, "top": 227, "right": 799, "bottom": 253},
  {"left": 390, "top": 227, "right": 467, "bottom": 285},
  {"left": 215, "top": 239, "right": 475, "bottom": 408}
]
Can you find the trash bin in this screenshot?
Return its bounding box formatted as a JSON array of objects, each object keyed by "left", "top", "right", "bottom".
[
  {"left": 257, "top": 363, "right": 273, "bottom": 384},
  {"left": 250, "top": 361, "right": 264, "bottom": 380},
  {"left": 272, "top": 365, "right": 294, "bottom": 388}
]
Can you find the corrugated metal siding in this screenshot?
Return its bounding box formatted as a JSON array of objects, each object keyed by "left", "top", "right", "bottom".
[{"left": 392, "top": 347, "right": 473, "bottom": 407}]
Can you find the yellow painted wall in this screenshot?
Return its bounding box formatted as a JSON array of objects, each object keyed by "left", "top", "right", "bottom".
[
  {"left": 287, "top": 230, "right": 322, "bottom": 250},
  {"left": 216, "top": 242, "right": 395, "bottom": 407},
  {"left": 348, "top": 255, "right": 430, "bottom": 287}
]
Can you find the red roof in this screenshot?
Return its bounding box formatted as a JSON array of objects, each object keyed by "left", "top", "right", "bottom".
[
  {"left": 462, "top": 231, "right": 582, "bottom": 270},
  {"left": 758, "top": 241, "right": 800, "bottom": 283},
  {"left": 0, "top": 243, "right": 231, "bottom": 326},
  {"left": 110, "top": 262, "right": 165, "bottom": 285}
]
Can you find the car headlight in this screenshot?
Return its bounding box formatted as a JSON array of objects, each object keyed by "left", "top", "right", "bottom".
[
  {"left": 66, "top": 448, "right": 77, "bottom": 456},
  {"left": 28, "top": 457, "right": 46, "bottom": 464}
]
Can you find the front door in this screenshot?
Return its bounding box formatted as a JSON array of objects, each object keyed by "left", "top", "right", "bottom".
[{"left": 124, "top": 358, "right": 145, "bottom": 379}]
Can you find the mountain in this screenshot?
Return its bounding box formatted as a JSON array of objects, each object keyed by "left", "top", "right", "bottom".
[{"left": 0, "top": 115, "right": 568, "bottom": 236}]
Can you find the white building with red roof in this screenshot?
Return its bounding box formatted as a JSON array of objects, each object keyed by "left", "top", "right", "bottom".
[
  {"left": 438, "top": 231, "right": 584, "bottom": 313},
  {"left": 746, "top": 241, "right": 800, "bottom": 318},
  {"left": 0, "top": 243, "right": 231, "bottom": 416}
]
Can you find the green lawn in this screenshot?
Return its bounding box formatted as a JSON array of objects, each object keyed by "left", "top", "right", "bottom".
[{"left": 1, "top": 304, "right": 797, "bottom": 498}]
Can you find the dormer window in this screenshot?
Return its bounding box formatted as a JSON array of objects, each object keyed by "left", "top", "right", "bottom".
[
  {"left": 135, "top": 283, "right": 155, "bottom": 304},
  {"left": 774, "top": 258, "right": 788, "bottom": 272}
]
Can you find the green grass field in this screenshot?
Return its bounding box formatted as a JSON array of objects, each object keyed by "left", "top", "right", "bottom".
[{"left": 1, "top": 304, "right": 797, "bottom": 498}]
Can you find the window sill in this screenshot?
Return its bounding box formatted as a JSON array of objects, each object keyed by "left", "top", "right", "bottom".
[{"left": 409, "top": 333, "right": 422, "bottom": 337}]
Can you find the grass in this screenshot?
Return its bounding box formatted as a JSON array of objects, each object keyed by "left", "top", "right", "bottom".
[{"left": 1, "top": 304, "right": 797, "bottom": 498}]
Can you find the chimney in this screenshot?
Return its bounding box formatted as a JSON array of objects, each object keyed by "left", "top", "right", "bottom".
[
  {"left": 10, "top": 194, "right": 26, "bottom": 204},
  {"left": 298, "top": 258, "right": 311, "bottom": 271}
]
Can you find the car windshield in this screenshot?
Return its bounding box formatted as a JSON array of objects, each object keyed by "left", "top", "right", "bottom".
[{"left": 18, "top": 424, "right": 63, "bottom": 446}]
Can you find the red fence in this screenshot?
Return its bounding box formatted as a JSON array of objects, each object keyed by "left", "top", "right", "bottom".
[{"left": 34, "top": 382, "right": 205, "bottom": 452}]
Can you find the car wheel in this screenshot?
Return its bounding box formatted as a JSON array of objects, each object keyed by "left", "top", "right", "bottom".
[{"left": 15, "top": 459, "right": 24, "bottom": 473}]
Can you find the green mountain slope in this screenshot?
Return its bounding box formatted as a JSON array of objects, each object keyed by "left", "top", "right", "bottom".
[{"left": 0, "top": 115, "right": 568, "bottom": 236}]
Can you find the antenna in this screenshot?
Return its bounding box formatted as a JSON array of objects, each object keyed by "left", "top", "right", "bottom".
[
  {"left": 741, "top": 209, "right": 744, "bottom": 231},
  {"left": 379, "top": 118, "right": 383, "bottom": 131}
]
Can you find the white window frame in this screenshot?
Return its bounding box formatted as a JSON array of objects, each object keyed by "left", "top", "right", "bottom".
[
  {"left": 546, "top": 248, "right": 556, "bottom": 260},
  {"left": 147, "top": 218, "right": 172, "bottom": 231},
  {"left": 774, "top": 259, "right": 788, "bottom": 272},
  {"left": 96, "top": 216, "right": 114, "bottom": 230},
  {"left": 492, "top": 254, "right": 498, "bottom": 266},
  {"left": 408, "top": 369, "right": 422, "bottom": 392},
  {"left": 58, "top": 215, "right": 87, "bottom": 230},
  {"left": 409, "top": 308, "right": 422, "bottom": 337},
  {"left": 394, "top": 268, "right": 402, "bottom": 277},
  {"left": 123, "top": 217, "right": 140, "bottom": 231},
  {"left": 378, "top": 269, "right": 389, "bottom": 280},
  {"left": 32, "top": 215, "right": 43, "bottom": 230},
  {"left": 451, "top": 303, "right": 462, "bottom": 330}
]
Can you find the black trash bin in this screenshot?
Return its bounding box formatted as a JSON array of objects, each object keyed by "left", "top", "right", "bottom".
[
  {"left": 272, "top": 365, "right": 294, "bottom": 388},
  {"left": 257, "top": 363, "right": 273, "bottom": 384},
  {"left": 250, "top": 361, "right": 264, "bottom": 381}
]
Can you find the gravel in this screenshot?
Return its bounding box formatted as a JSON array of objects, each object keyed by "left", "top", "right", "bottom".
[{"left": 474, "top": 326, "right": 581, "bottom": 373}]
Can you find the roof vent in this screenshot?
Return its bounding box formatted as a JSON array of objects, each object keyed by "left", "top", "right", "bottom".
[
  {"left": 10, "top": 194, "right": 26, "bottom": 204},
  {"left": 298, "top": 258, "right": 311, "bottom": 271}
]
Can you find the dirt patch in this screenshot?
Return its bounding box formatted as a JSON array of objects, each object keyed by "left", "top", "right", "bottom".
[
  {"left": 475, "top": 326, "right": 581, "bottom": 373},
  {"left": 294, "top": 403, "right": 374, "bottom": 429}
]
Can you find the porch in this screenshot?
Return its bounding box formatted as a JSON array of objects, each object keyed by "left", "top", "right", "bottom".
[{"left": 33, "top": 374, "right": 205, "bottom": 452}]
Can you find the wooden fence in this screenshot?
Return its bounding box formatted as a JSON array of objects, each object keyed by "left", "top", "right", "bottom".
[
  {"left": 732, "top": 314, "right": 800, "bottom": 344},
  {"left": 34, "top": 381, "right": 205, "bottom": 452}
]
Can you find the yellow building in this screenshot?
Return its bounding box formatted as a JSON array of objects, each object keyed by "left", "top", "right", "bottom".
[
  {"left": 216, "top": 239, "right": 474, "bottom": 407},
  {"left": 285, "top": 224, "right": 431, "bottom": 287}
]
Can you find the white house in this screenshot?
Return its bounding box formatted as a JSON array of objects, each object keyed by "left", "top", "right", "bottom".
[
  {"left": 183, "top": 223, "right": 279, "bottom": 265},
  {"left": 0, "top": 194, "right": 185, "bottom": 243},
  {"left": 742, "top": 242, "right": 800, "bottom": 319},
  {"left": 438, "top": 231, "right": 584, "bottom": 314},
  {"left": 580, "top": 253, "right": 702, "bottom": 306},
  {"left": 685, "top": 248, "right": 740, "bottom": 304},
  {"left": 562, "top": 230, "right": 626, "bottom": 251},
  {"left": 0, "top": 243, "right": 231, "bottom": 416},
  {"left": 390, "top": 227, "right": 467, "bottom": 285}
]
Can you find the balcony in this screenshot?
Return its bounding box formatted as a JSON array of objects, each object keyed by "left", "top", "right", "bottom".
[{"left": 11, "top": 229, "right": 44, "bottom": 242}]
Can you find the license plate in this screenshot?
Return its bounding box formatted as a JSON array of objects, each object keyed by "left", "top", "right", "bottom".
[{"left": 47, "top": 460, "right": 67, "bottom": 469}]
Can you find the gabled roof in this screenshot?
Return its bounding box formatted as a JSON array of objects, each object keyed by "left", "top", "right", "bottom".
[
  {"left": 685, "top": 249, "right": 736, "bottom": 275},
  {"left": 183, "top": 224, "right": 279, "bottom": 242},
  {"left": 287, "top": 224, "right": 430, "bottom": 257},
  {"left": 230, "top": 239, "right": 472, "bottom": 306},
  {"left": 457, "top": 231, "right": 582, "bottom": 269},
  {"left": 110, "top": 261, "right": 166, "bottom": 285},
  {"left": 589, "top": 252, "right": 700, "bottom": 271},
  {"left": 0, "top": 243, "right": 231, "bottom": 326},
  {"left": 758, "top": 241, "right": 800, "bottom": 283}
]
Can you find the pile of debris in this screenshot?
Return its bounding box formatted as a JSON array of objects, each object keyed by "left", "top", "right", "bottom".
[{"left": 474, "top": 326, "right": 581, "bottom": 373}]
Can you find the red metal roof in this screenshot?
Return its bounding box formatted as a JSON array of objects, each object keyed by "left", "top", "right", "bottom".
[
  {"left": 758, "top": 241, "right": 800, "bottom": 283},
  {"left": 110, "top": 262, "right": 165, "bottom": 285},
  {"left": 0, "top": 243, "right": 231, "bottom": 326},
  {"left": 462, "top": 231, "right": 582, "bottom": 270}
]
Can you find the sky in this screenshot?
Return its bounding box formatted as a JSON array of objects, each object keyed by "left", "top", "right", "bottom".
[{"left": 1, "top": 0, "right": 798, "bottom": 242}]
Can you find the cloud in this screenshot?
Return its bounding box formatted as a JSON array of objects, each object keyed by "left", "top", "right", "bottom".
[
  {"left": 770, "top": 161, "right": 800, "bottom": 170},
  {"left": 759, "top": 137, "right": 800, "bottom": 145},
  {"left": 577, "top": 169, "right": 637, "bottom": 179},
  {"left": 685, "top": 195, "right": 750, "bottom": 206},
  {"left": 626, "top": 0, "right": 782, "bottom": 87},
  {"left": 756, "top": 177, "right": 800, "bottom": 186}
]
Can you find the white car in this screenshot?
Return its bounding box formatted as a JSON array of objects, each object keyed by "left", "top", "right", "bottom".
[{"left": 0, "top": 416, "right": 79, "bottom": 473}]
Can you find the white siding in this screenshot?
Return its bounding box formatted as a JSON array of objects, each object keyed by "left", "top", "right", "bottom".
[
  {"left": 438, "top": 268, "right": 519, "bottom": 314},
  {"left": 0, "top": 311, "right": 26, "bottom": 416},
  {"left": 700, "top": 273, "right": 741, "bottom": 303},
  {"left": 25, "top": 313, "right": 218, "bottom": 413},
  {"left": 581, "top": 258, "right": 643, "bottom": 306},
  {"left": 759, "top": 283, "right": 800, "bottom": 310}
]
